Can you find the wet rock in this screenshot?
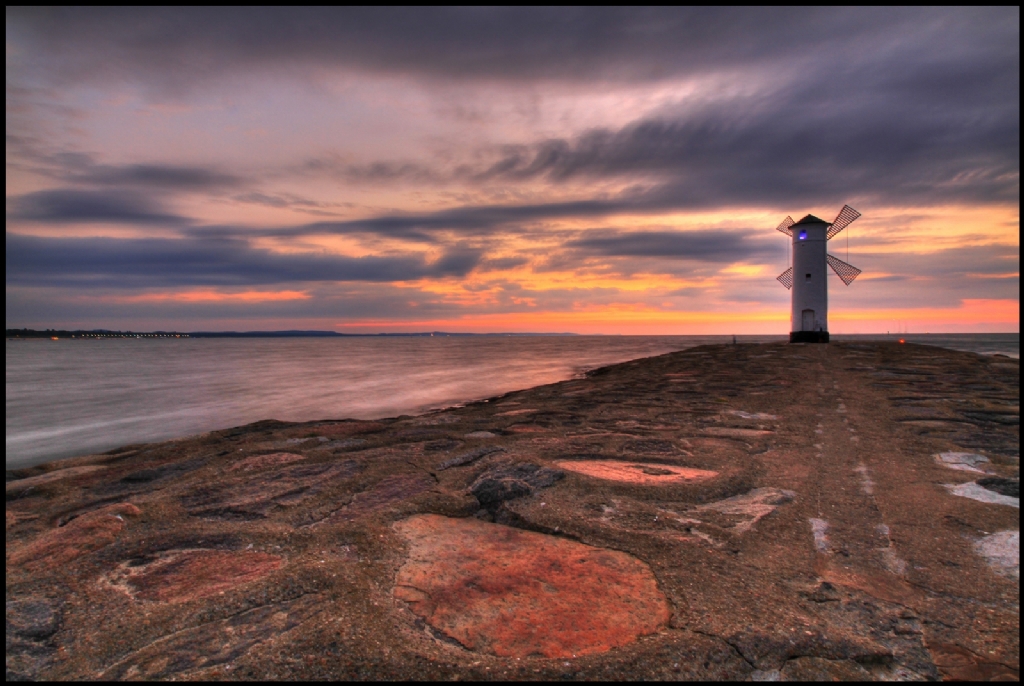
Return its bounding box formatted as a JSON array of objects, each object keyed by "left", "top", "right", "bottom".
[
  {"left": 471, "top": 463, "right": 564, "bottom": 509},
  {"left": 393, "top": 514, "right": 669, "bottom": 658}
]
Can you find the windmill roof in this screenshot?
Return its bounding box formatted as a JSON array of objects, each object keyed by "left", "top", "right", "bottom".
[{"left": 792, "top": 214, "right": 828, "bottom": 226}]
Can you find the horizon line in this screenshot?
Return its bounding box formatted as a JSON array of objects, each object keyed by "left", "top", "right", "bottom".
[{"left": 6, "top": 327, "right": 1020, "bottom": 338}]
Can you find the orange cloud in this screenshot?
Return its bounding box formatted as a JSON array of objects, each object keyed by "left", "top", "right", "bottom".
[
  {"left": 334, "top": 298, "right": 1018, "bottom": 336},
  {"left": 83, "top": 290, "right": 312, "bottom": 304},
  {"left": 829, "top": 299, "right": 1019, "bottom": 332}
]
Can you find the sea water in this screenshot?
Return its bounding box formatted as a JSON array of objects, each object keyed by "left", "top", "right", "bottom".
[{"left": 6, "top": 333, "right": 1018, "bottom": 469}]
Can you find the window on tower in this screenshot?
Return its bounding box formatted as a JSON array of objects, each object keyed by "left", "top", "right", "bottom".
[
  {"left": 799, "top": 230, "right": 807, "bottom": 240},
  {"left": 805, "top": 273, "right": 811, "bottom": 281}
]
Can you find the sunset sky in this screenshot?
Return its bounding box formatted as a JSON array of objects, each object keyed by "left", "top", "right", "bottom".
[{"left": 6, "top": 8, "right": 1019, "bottom": 334}]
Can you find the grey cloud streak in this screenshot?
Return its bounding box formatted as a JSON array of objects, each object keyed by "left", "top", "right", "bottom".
[
  {"left": 66, "top": 163, "right": 242, "bottom": 190},
  {"left": 568, "top": 229, "right": 777, "bottom": 263},
  {"left": 6, "top": 142, "right": 245, "bottom": 192},
  {"left": 5, "top": 233, "right": 482, "bottom": 289},
  {"left": 10, "top": 189, "right": 191, "bottom": 226}
]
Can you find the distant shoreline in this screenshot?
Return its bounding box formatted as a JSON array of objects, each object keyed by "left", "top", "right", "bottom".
[{"left": 5, "top": 328, "right": 580, "bottom": 339}]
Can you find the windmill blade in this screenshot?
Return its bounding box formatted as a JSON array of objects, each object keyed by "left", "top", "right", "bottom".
[
  {"left": 775, "top": 216, "right": 795, "bottom": 237},
  {"left": 827, "top": 253, "right": 862, "bottom": 286},
  {"left": 776, "top": 266, "right": 794, "bottom": 290},
  {"left": 826, "top": 205, "right": 861, "bottom": 240}
]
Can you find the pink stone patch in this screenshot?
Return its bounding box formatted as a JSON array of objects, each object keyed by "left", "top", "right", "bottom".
[
  {"left": 394, "top": 514, "right": 668, "bottom": 658},
  {"left": 554, "top": 459, "right": 718, "bottom": 485}
]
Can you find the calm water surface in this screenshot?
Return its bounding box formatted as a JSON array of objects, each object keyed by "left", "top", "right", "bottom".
[{"left": 6, "top": 333, "right": 1017, "bottom": 468}]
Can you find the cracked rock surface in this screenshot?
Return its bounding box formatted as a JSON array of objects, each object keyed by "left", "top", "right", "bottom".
[{"left": 5, "top": 342, "right": 1019, "bottom": 680}]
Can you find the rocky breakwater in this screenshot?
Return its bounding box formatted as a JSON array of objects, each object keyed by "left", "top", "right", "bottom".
[{"left": 6, "top": 342, "right": 1019, "bottom": 680}]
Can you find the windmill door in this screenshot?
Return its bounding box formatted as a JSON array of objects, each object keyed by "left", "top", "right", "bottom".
[{"left": 801, "top": 309, "right": 815, "bottom": 331}]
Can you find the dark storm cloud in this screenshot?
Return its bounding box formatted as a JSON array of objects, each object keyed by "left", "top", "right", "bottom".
[
  {"left": 5, "top": 233, "right": 481, "bottom": 288},
  {"left": 568, "top": 229, "right": 776, "bottom": 263},
  {"left": 9, "top": 190, "right": 190, "bottom": 225},
  {"left": 279, "top": 39, "right": 1018, "bottom": 213},
  {"left": 474, "top": 91, "right": 1018, "bottom": 208},
  {"left": 7, "top": 8, "right": 1018, "bottom": 215},
  {"left": 6, "top": 8, "right": 1015, "bottom": 87},
  {"left": 293, "top": 67, "right": 1018, "bottom": 209}
]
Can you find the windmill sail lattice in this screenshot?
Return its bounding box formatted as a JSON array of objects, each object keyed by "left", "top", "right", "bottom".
[
  {"left": 777, "top": 266, "right": 794, "bottom": 290},
  {"left": 826, "top": 253, "right": 862, "bottom": 286},
  {"left": 775, "top": 216, "right": 795, "bottom": 237},
  {"left": 826, "top": 205, "right": 861, "bottom": 240}
]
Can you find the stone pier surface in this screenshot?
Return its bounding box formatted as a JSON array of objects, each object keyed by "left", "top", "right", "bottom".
[{"left": 6, "top": 342, "right": 1019, "bottom": 681}]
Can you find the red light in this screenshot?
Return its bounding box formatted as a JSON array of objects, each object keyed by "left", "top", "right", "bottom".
[{"left": 899, "top": 339, "right": 905, "bottom": 344}]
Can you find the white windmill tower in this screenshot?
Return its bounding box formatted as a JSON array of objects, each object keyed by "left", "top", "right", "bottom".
[{"left": 775, "top": 205, "right": 862, "bottom": 343}]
